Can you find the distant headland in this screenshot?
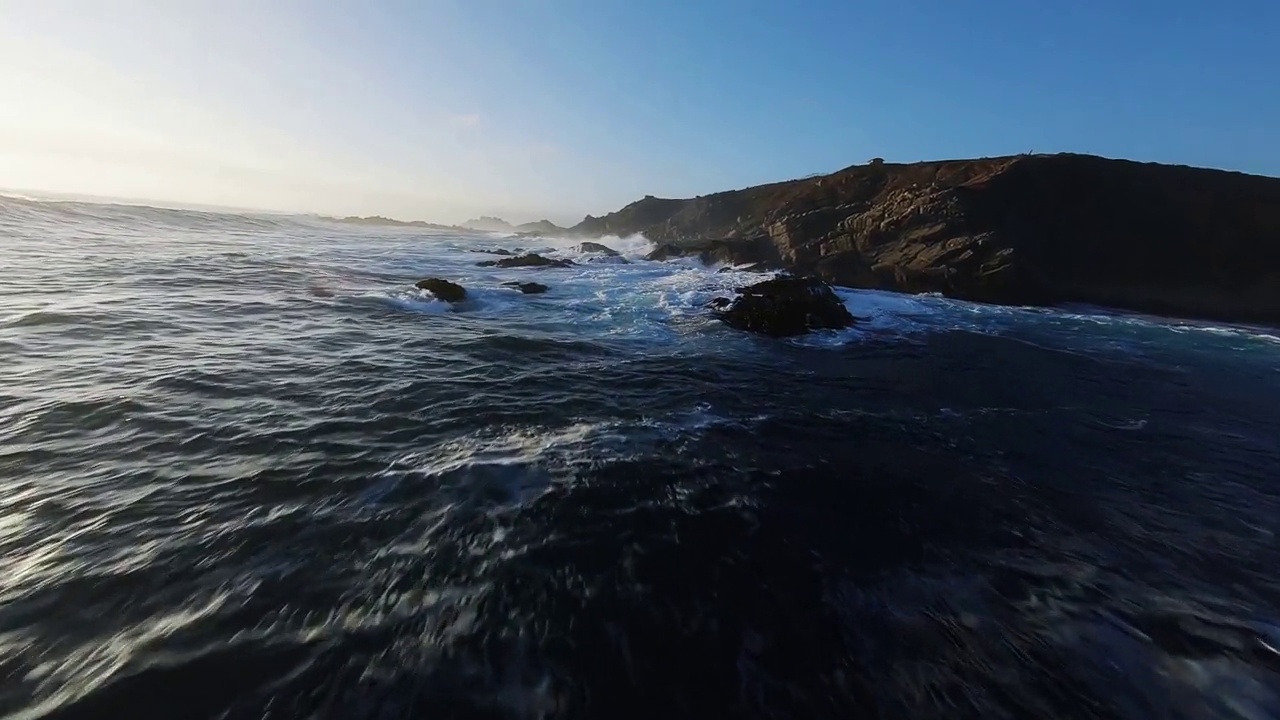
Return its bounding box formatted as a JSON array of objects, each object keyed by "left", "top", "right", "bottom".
[{"left": 326, "top": 214, "right": 569, "bottom": 237}]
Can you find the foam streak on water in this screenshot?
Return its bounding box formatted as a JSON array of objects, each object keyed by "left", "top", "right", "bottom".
[{"left": 2, "top": 194, "right": 1280, "bottom": 719}]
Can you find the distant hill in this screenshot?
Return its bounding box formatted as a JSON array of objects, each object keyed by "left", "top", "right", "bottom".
[
  {"left": 328, "top": 214, "right": 570, "bottom": 236},
  {"left": 331, "top": 215, "right": 454, "bottom": 230},
  {"left": 461, "top": 216, "right": 515, "bottom": 232},
  {"left": 515, "top": 219, "right": 568, "bottom": 235}
]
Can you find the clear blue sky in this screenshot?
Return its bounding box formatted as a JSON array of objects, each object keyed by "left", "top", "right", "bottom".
[{"left": 1, "top": 0, "right": 1276, "bottom": 225}]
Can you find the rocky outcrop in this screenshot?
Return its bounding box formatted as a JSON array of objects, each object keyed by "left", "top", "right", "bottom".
[
  {"left": 574, "top": 154, "right": 1280, "bottom": 323},
  {"left": 711, "top": 276, "right": 855, "bottom": 336},
  {"left": 477, "top": 254, "right": 576, "bottom": 269},
  {"left": 503, "top": 281, "right": 549, "bottom": 294},
  {"left": 575, "top": 241, "right": 621, "bottom": 256},
  {"left": 645, "top": 243, "right": 687, "bottom": 261},
  {"left": 416, "top": 278, "right": 467, "bottom": 302},
  {"left": 646, "top": 237, "right": 781, "bottom": 267}
]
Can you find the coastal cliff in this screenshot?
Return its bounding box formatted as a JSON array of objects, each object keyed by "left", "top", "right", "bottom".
[{"left": 573, "top": 154, "right": 1280, "bottom": 323}]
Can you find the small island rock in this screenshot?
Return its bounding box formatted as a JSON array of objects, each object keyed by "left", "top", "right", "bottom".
[
  {"left": 415, "top": 278, "right": 467, "bottom": 302},
  {"left": 711, "top": 276, "right": 854, "bottom": 337},
  {"left": 502, "top": 281, "right": 549, "bottom": 294},
  {"left": 477, "top": 253, "right": 576, "bottom": 269},
  {"left": 575, "top": 241, "right": 621, "bottom": 257}
]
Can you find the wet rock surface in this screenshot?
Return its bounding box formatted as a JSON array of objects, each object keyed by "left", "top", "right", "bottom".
[
  {"left": 575, "top": 241, "right": 621, "bottom": 256},
  {"left": 415, "top": 277, "right": 467, "bottom": 302},
  {"left": 711, "top": 276, "right": 855, "bottom": 336},
  {"left": 503, "top": 281, "right": 549, "bottom": 294},
  {"left": 645, "top": 243, "right": 687, "bottom": 261},
  {"left": 477, "top": 254, "right": 576, "bottom": 269}
]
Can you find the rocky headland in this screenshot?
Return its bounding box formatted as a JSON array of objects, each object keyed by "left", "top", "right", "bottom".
[{"left": 571, "top": 154, "right": 1280, "bottom": 323}]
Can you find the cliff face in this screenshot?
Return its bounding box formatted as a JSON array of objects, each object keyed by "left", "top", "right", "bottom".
[{"left": 572, "top": 154, "right": 1280, "bottom": 323}]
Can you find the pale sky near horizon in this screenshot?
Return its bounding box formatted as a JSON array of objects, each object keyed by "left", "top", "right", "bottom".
[{"left": 2, "top": 1, "right": 1277, "bottom": 226}]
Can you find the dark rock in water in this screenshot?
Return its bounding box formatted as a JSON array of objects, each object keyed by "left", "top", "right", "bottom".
[
  {"left": 502, "top": 281, "right": 549, "bottom": 294},
  {"left": 415, "top": 277, "right": 467, "bottom": 302},
  {"left": 575, "top": 241, "right": 621, "bottom": 256},
  {"left": 477, "top": 253, "right": 575, "bottom": 269},
  {"left": 469, "top": 247, "right": 513, "bottom": 256},
  {"left": 712, "top": 276, "right": 854, "bottom": 336},
  {"left": 587, "top": 255, "right": 631, "bottom": 265},
  {"left": 646, "top": 243, "right": 687, "bottom": 261}
]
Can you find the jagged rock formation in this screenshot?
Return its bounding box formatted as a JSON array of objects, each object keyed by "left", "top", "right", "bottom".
[{"left": 575, "top": 241, "right": 621, "bottom": 256}]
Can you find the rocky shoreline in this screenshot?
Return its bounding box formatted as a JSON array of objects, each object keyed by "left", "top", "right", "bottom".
[
  {"left": 421, "top": 244, "right": 857, "bottom": 337},
  {"left": 568, "top": 154, "right": 1280, "bottom": 324}
]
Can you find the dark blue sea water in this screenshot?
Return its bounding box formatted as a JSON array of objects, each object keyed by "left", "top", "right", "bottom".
[{"left": 3, "top": 193, "right": 1280, "bottom": 719}]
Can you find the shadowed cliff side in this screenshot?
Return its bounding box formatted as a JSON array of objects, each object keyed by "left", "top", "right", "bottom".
[{"left": 573, "top": 154, "right": 1280, "bottom": 323}]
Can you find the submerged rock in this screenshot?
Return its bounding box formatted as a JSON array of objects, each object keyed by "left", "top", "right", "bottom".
[
  {"left": 477, "top": 253, "right": 575, "bottom": 269},
  {"left": 469, "top": 247, "right": 513, "bottom": 256},
  {"left": 502, "top": 281, "right": 549, "bottom": 294},
  {"left": 575, "top": 241, "right": 621, "bottom": 256},
  {"left": 711, "top": 276, "right": 854, "bottom": 336},
  {"left": 415, "top": 277, "right": 467, "bottom": 302}
]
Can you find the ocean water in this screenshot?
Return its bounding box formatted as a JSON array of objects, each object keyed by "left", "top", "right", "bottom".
[{"left": 2, "top": 194, "right": 1280, "bottom": 720}]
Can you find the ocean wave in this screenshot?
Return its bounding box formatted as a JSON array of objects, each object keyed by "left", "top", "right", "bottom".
[{"left": 1, "top": 308, "right": 87, "bottom": 328}]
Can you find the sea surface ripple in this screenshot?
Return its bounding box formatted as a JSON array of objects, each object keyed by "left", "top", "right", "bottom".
[{"left": 2, "top": 194, "right": 1280, "bottom": 719}]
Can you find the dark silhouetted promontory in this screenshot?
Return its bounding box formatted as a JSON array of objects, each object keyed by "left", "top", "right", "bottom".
[{"left": 573, "top": 154, "right": 1280, "bottom": 323}]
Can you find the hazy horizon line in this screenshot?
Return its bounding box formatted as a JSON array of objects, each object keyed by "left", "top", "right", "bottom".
[{"left": 0, "top": 185, "right": 576, "bottom": 228}]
